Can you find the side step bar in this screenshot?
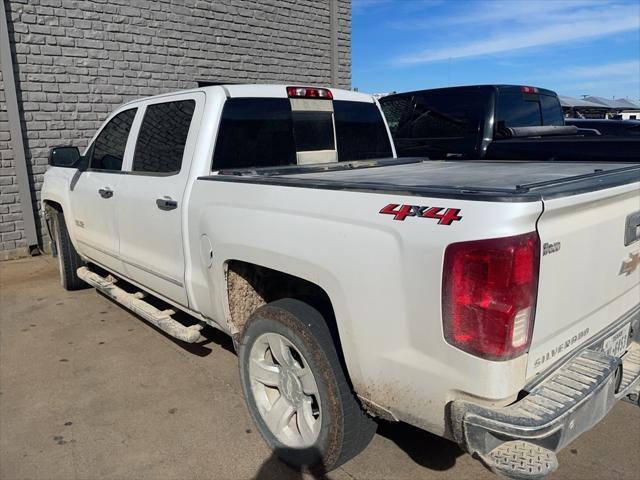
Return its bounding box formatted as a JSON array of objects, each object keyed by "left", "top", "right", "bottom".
[{"left": 77, "top": 266, "right": 205, "bottom": 343}]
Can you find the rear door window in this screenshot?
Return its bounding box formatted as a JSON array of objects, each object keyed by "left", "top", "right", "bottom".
[
  {"left": 132, "top": 100, "right": 196, "bottom": 174},
  {"left": 89, "top": 108, "right": 137, "bottom": 171}
]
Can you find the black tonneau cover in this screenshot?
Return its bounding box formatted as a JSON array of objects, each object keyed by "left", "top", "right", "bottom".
[{"left": 200, "top": 159, "right": 640, "bottom": 202}]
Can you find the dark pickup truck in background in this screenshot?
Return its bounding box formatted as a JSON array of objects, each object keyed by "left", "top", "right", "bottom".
[{"left": 379, "top": 85, "right": 640, "bottom": 161}]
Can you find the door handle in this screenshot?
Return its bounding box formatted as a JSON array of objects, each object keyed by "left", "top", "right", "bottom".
[
  {"left": 156, "top": 197, "right": 178, "bottom": 211},
  {"left": 98, "top": 188, "right": 113, "bottom": 199}
]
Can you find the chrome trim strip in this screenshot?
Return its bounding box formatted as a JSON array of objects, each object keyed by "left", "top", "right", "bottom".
[
  {"left": 123, "top": 258, "right": 184, "bottom": 287},
  {"left": 77, "top": 239, "right": 119, "bottom": 259}
]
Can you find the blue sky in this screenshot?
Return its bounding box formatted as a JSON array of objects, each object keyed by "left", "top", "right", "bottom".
[{"left": 352, "top": 0, "right": 640, "bottom": 100}]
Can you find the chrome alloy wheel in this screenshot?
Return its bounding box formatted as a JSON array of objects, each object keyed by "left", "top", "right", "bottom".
[{"left": 249, "top": 332, "right": 322, "bottom": 448}]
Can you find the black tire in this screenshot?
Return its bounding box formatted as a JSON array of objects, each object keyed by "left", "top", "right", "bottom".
[
  {"left": 52, "top": 210, "right": 86, "bottom": 291},
  {"left": 238, "top": 298, "right": 376, "bottom": 472}
]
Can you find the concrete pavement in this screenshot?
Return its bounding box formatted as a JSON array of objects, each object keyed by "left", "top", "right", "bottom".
[{"left": 1, "top": 256, "right": 638, "bottom": 480}]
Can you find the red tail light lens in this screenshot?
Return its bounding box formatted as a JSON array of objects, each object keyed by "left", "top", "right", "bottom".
[
  {"left": 442, "top": 232, "right": 540, "bottom": 360},
  {"left": 286, "top": 86, "right": 333, "bottom": 99}
]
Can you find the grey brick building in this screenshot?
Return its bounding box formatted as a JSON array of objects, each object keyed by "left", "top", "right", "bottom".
[{"left": 0, "top": 0, "right": 351, "bottom": 260}]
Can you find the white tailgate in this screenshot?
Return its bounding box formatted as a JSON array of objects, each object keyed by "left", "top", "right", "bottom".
[{"left": 528, "top": 182, "right": 640, "bottom": 379}]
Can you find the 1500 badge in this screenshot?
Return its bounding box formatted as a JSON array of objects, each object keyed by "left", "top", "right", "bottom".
[{"left": 380, "top": 204, "right": 462, "bottom": 225}]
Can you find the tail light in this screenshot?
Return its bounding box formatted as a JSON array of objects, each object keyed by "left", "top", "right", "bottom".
[
  {"left": 521, "top": 86, "right": 539, "bottom": 93},
  {"left": 442, "top": 232, "right": 540, "bottom": 360},
  {"left": 287, "top": 86, "right": 333, "bottom": 99}
]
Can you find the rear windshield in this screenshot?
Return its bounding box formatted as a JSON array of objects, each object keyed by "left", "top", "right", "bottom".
[
  {"left": 212, "top": 98, "right": 392, "bottom": 170},
  {"left": 496, "top": 92, "right": 564, "bottom": 129}
]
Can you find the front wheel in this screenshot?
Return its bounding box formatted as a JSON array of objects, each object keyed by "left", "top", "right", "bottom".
[{"left": 238, "top": 298, "right": 376, "bottom": 472}]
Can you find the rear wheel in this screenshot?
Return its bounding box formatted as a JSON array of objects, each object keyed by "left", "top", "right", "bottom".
[
  {"left": 238, "top": 298, "right": 376, "bottom": 472},
  {"left": 51, "top": 210, "right": 86, "bottom": 291}
]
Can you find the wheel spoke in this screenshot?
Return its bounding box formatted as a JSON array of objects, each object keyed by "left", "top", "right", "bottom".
[
  {"left": 249, "top": 332, "right": 322, "bottom": 448},
  {"left": 296, "top": 398, "right": 318, "bottom": 444},
  {"left": 268, "top": 335, "right": 294, "bottom": 368},
  {"left": 250, "top": 358, "right": 280, "bottom": 387},
  {"left": 264, "top": 395, "right": 295, "bottom": 433},
  {"left": 297, "top": 368, "right": 319, "bottom": 396}
]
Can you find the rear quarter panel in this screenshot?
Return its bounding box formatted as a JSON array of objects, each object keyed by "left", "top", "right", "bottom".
[{"left": 187, "top": 179, "right": 543, "bottom": 436}]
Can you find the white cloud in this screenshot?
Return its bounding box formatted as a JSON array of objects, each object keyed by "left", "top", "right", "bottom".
[
  {"left": 392, "top": 0, "right": 613, "bottom": 29},
  {"left": 560, "top": 77, "right": 640, "bottom": 98},
  {"left": 394, "top": 2, "right": 640, "bottom": 65},
  {"left": 564, "top": 61, "right": 640, "bottom": 78},
  {"left": 537, "top": 60, "right": 640, "bottom": 98}
]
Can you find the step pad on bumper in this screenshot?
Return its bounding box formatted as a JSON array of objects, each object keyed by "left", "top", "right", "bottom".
[
  {"left": 452, "top": 342, "right": 640, "bottom": 478},
  {"left": 619, "top": 345, "right": 640, "bottom": 395},
  {"left": 485, "top": 441, "right": 558, "bottom": 480}
]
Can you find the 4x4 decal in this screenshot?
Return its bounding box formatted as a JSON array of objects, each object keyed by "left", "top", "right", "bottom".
[{"left": 380, "top": 204, "right": 462, "bottom": 225}]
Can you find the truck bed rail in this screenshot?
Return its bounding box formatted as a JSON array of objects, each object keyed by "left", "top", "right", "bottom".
[{"left": 200, "top": 161, "right": 640, "bottom": 203}]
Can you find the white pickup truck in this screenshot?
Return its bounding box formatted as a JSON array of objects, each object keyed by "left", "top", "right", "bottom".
[{"left": 42, "top": 84, "right": 640, "bottom": 479}]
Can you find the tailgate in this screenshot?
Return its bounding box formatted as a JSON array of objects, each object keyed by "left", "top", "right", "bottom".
[{"left": 527, "top": 182, "right": 640, "bottom": 379}]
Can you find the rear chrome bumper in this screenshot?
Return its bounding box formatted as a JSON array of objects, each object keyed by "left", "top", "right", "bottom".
[{"left": 451, "top": 341, "right": 640, "bottom": 479}]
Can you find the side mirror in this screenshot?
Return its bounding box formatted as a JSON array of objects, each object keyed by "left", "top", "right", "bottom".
[{"left": 48, "top": 146, "right": 84, "bottom": 169}]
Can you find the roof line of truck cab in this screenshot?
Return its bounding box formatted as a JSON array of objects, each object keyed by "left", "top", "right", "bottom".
[
  {"left": 391, "top": 84, "right": 559, "bottom": 98},
  {"left": 120, "top": 84, "right": 376, "bottom": 107}
]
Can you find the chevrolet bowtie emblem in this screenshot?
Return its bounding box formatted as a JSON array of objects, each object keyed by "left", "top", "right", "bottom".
[{"left": 620, "top": 252, "right": 640, "bottom": 276}]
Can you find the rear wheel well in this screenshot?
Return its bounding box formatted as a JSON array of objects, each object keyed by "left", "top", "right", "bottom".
[
  {"left": 226, "top": 260, "right": 335, "bottom": 334},
  {"left": 226, "top": 260, "right": 348, "bottom": 374}
]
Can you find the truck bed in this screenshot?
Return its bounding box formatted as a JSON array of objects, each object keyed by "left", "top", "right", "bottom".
[{"left": 203, "top": 159, "right": 640, "bottom": 202}]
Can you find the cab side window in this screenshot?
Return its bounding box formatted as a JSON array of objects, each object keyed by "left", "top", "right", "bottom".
[
  {"left": 132, "top": 100, "right": 196, "bottom": 174},
  {"left": 90, "top": 108, "right": 137, "bottom": 171}
]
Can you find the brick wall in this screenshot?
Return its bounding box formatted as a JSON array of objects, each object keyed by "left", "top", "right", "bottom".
[
  {"left": 0, "top": 0, "right": 352, "bottom": 258},
  {"left": 0, "top": 68, "right": 27, "bottom": 257}
]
